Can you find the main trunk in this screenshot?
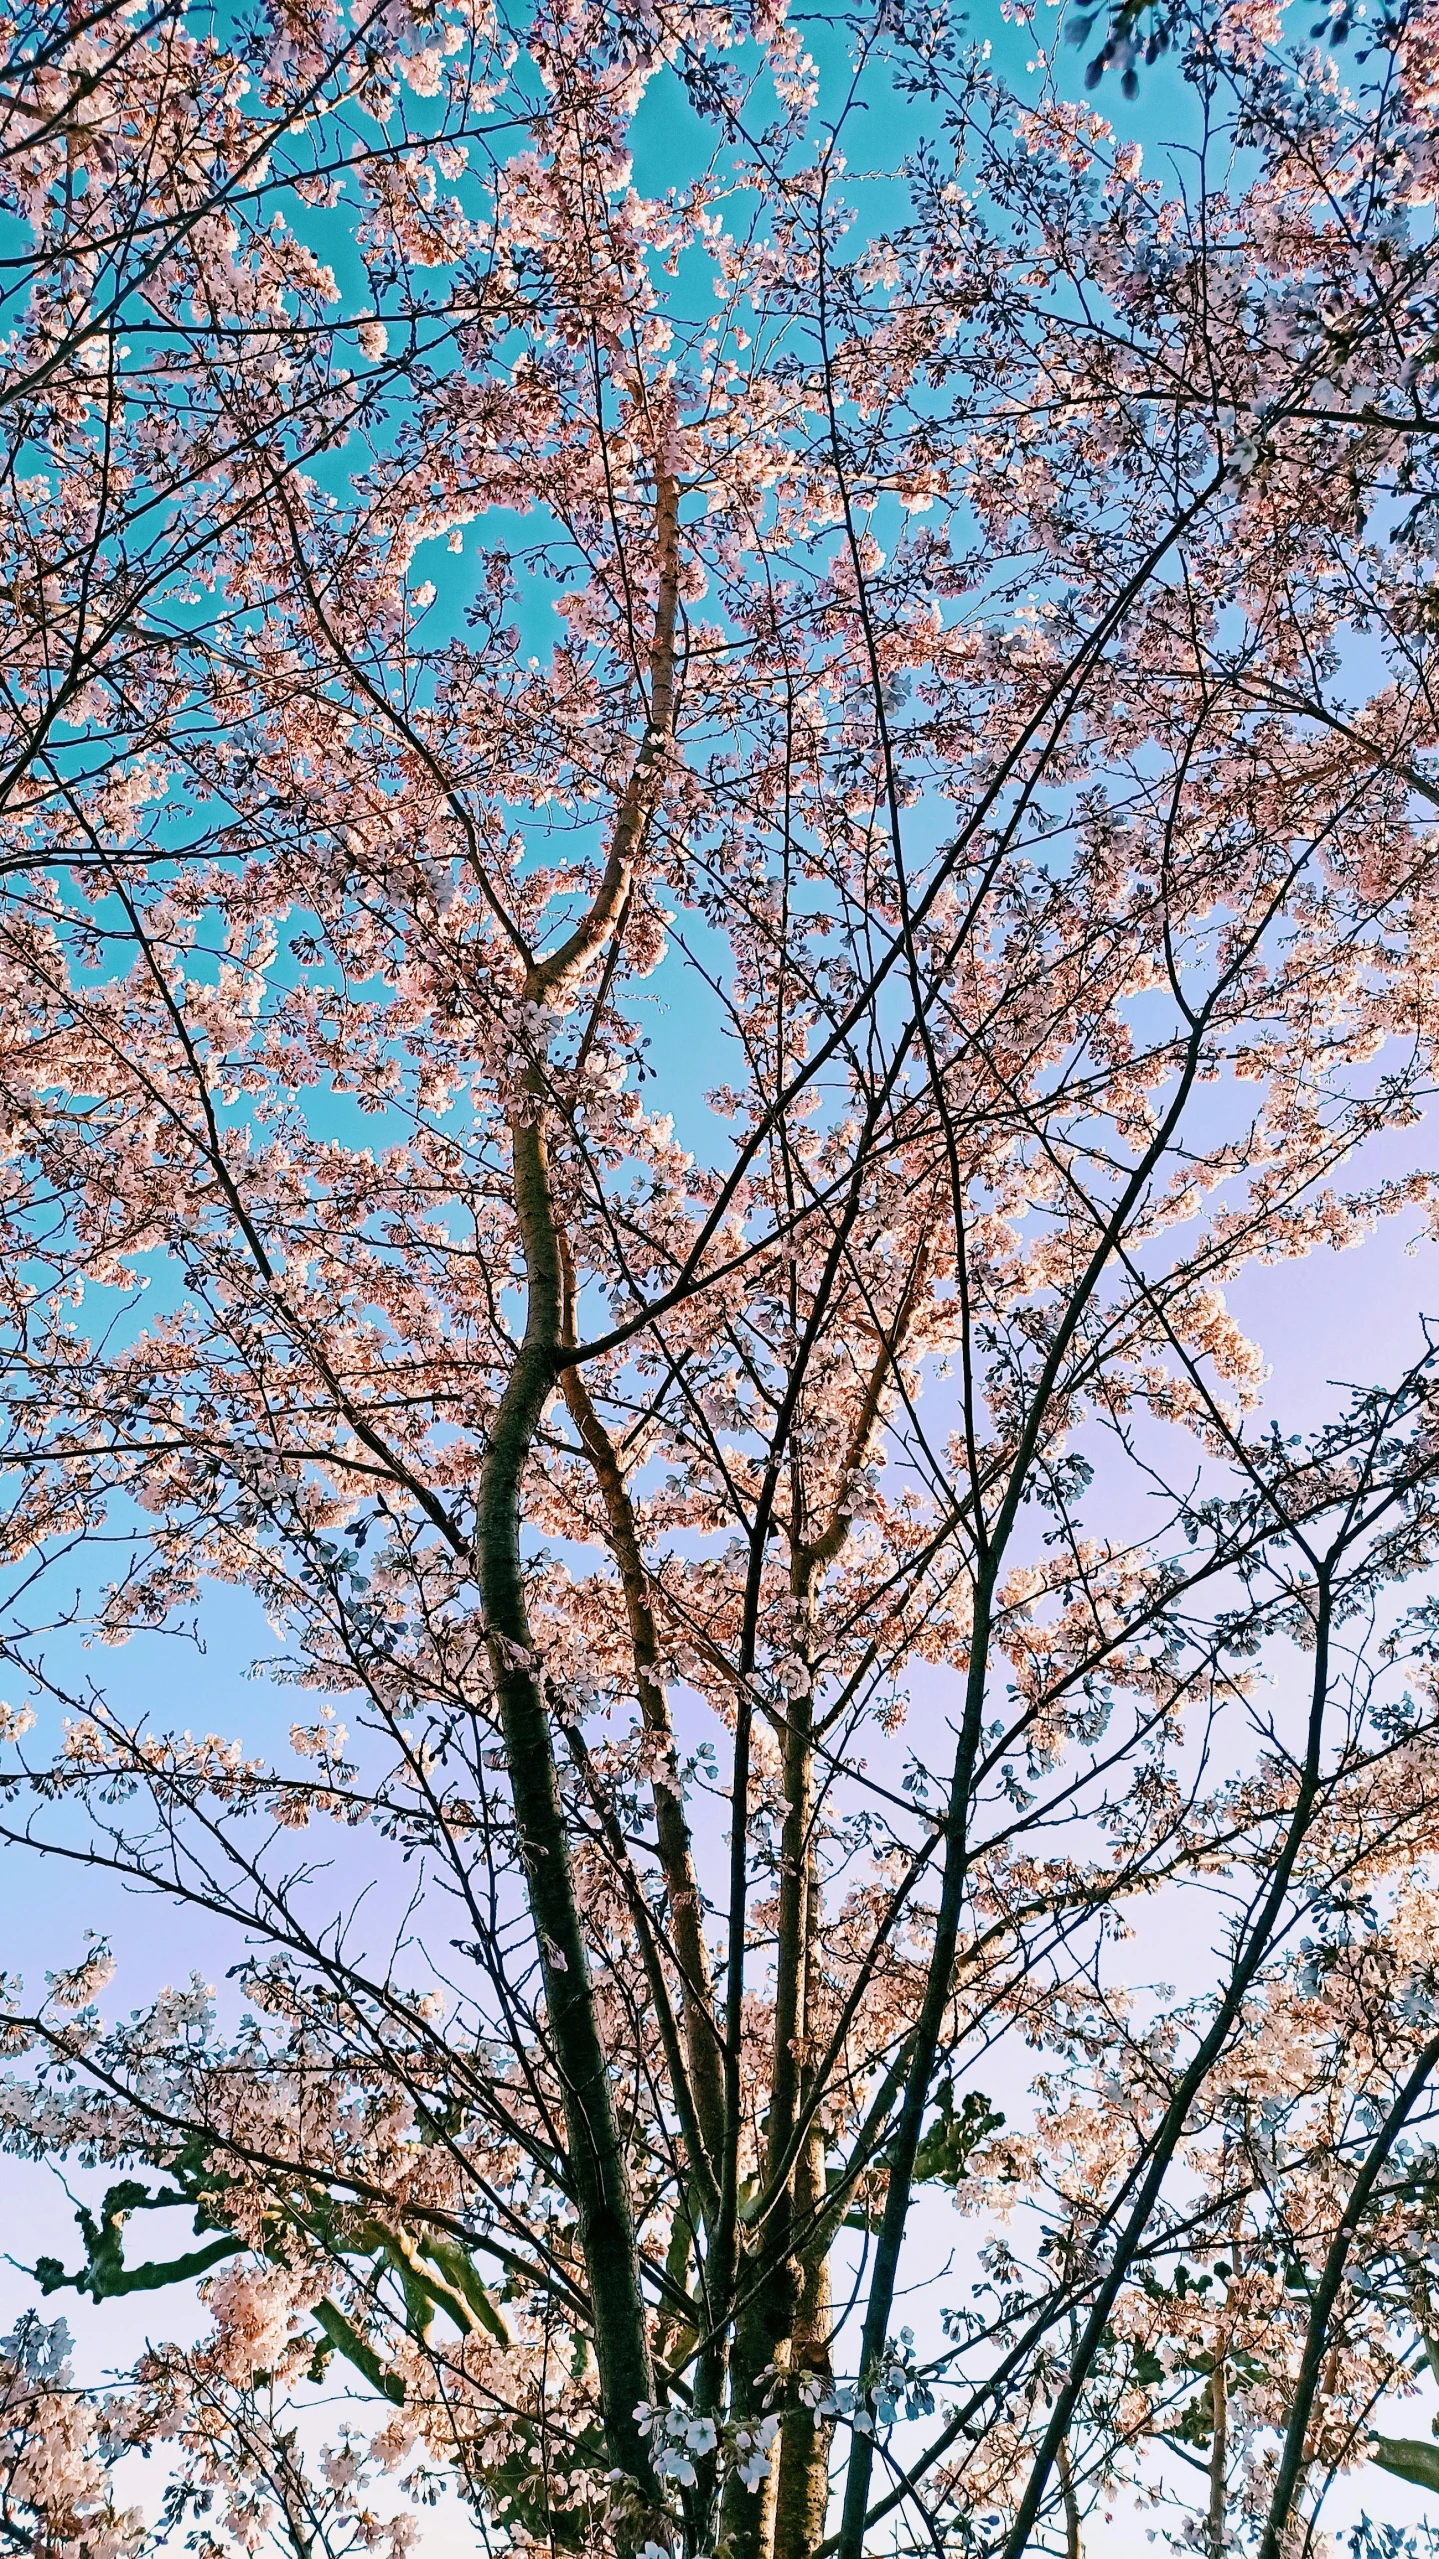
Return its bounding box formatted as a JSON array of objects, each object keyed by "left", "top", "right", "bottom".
[{"left": 478, "top": 1113, "right": 658, "bottom": 2518}]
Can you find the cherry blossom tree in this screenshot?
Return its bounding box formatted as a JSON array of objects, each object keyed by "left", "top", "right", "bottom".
[
  {"left": 6, "top": 0, "right": 1439, "bottom": 2553},
  {"left": 0, "top": 0, "right": 531, "bottom": 887},
  {"left": 0, "top": 2312, "right": 142, "bottom": 2559}
]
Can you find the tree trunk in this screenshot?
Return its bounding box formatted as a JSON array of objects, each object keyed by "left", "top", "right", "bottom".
[
  {"left": 773, "top": 1852, "right": 834, "bottom": 2559},
  {"left": 1207, "top": 2355, "right": 1226, "bottom": 2559},
  {"left": 472, "top": 460, "right": 681, "bottom": 2531},
  {"left": 558, "top": 1235, "right": 725, "bottom": 2180},
  {"left": 478, "top": 1110, "right": 658, "bottom": 2521}
]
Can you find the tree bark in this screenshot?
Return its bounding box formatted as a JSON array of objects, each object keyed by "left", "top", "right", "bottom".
[
  {"left": 559, "top": 1237, "right": 726, "bottom": 2182},
  {"left": 735, "top": 1273, "right": 929, "bottom": 2559},
  {"left": 1057, "top": 2440, "right": 1082, "bottom": 2559},
  {"left": 478, "top": 1110, "right": 659, "bottom": 2516},
  {"left": 773, "top": 1850, "right": 835, "bottom": 2559},
  {"left": 472, "top": 458, "right": 682, "bottom": 2532},
  {"left": 1207, "top": 2355, "right": 1226, "bottom": 2559}
]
